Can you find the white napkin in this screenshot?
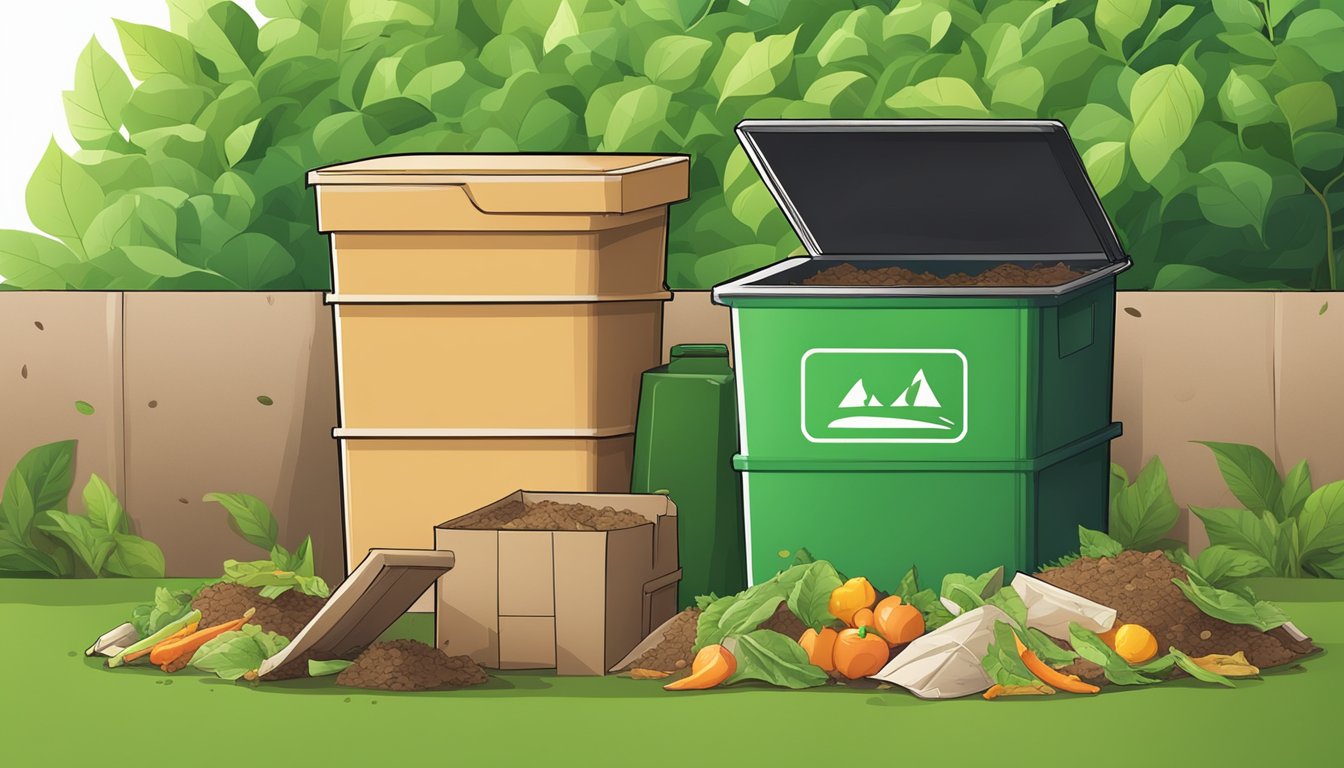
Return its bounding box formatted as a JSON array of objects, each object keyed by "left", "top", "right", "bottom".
[
  {"left": 870, "top": 605, "right": 1011, "bottom": 699},
  {"left": 1011, "top": 572, "right": 1116, "bottom": 640}
]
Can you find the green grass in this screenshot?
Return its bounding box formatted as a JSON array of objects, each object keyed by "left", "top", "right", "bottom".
[{"left": 3, "top": 577, "right": 1342, "bottom": 765}]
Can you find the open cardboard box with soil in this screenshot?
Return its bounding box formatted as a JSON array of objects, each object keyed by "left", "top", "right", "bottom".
[{"left": 436, "top": 491, "right": 680, "bottom": 676}]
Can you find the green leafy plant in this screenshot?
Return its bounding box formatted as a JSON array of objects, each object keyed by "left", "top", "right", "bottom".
[
  {"left": 1, "top": 0, "right": 1341, "bottom": 291},
  {"left": 0, "top": 440, "right": 165, "bottom": 577},
  {"left": 1076, "top": 458, "right": 1181, "bottom": 559},
  {"left": 203, "top": 491, "right": 329, "bottom": 597},
  {"left": 190, "top": 623, "right": 290, "bottom": 680},
  {"left": 1190, "top": 441, "right": 1344, "bottom": 578},
  {"left": 130, "top": 586, "right": 196, "bottom": 637}
]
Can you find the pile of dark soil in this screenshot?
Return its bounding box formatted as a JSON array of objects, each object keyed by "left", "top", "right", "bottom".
[
  {"left": 1036, "top": 550, "right": 1319, "bottom": 684},
  {"left": 193, "top": 582, "right": 325, "bottom": 640},
  {"left": 621, "top": 608, "right": 700, "bottom": 674},
  {"left": 192, "top": 582, "right": 328, "bottom": 680},
  {"left": 336, "top": 640, "right": 489, "bottom": 691},
  {"left": 801, "top": 262, "right": 1086, "bottom": 287},
  {"left": 759, "top": 601, "right": 809, "bottom": 642},
  {"left": 455, "top": 499, "right": 650, "bottom": 531}
]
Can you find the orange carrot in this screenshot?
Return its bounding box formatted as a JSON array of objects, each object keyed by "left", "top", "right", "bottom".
[
  {"left": 1014, "top": 633, "right": 1099, "bottom": 695},
  {"left": 123, "top": 621, "right": 199, "bottom": 663},
  {"left": 150, "top": 608, "right": 255, "bottom": 668}
]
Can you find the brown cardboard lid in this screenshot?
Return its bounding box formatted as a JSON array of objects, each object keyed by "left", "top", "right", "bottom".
[
  {"left": 307, "top": 154, "right": 690, "bottom": 215},
  {"left": 256, "top": 549, "right": 455, "bottom": 678}
]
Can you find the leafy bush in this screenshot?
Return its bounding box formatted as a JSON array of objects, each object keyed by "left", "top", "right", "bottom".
[
  {"left": 0, "top": 0, "right": 1340, "bottom": 291},
  {"left": 0, "top": 440, "right": 165, "bottom": 577},
  {"left": 1190, "top": 441, "right": 1344, "bottom": 578}
]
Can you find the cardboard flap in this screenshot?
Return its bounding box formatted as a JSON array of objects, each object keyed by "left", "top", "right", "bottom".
[{"left": 256, "top": 549, "right": 455, "bottom": 678}]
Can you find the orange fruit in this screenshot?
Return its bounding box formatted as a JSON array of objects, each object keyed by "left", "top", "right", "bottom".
[
  {"left": 832, "top": 626, "right": 891, "bottom": 679},
  {"left": 828, "top": 577, "right": 877, "bottom": 625},
  {"left": 851, "top": 607, "right": 876, "bottom": 630},
  {"left": 799, "top": 627, "right": 838, "bottom": 672},
  {"left": 873, "top": 596, "right": 925, "bottom": 646},
  {"left": 1114, "top": 624, "right": 1158, "bottom": 664}
]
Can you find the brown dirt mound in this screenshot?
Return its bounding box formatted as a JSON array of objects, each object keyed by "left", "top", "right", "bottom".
[
  {"left": 453, "top": 499, "right": 649, "bottom": 531},
  {"left": 801, "top": 261, "right": 1085, "bottom": 287},
  {"left": 1036, "top": 550, "right": 1318, "bottom": 684},
  {"left": 192, "top": 582, "right": 327, "bottom": 680},
  {"left": 621, "top": 608, "right": 700, "bottom": 674},
  {"left": 336, "top": 640, "right": 489, "bottom": 691},
  {"left": 759, "top": 601, "right": 809, "bottom": 642},
  {"left": 193, "top": 581, "right": 325, "bottom": 640}
]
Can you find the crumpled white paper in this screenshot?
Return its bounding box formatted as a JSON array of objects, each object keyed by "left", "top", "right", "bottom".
[
  {"left": 1011, "top": 572, "right": 1116, "bottom": 640},
  {"left": 870, "top": 605, "right": 1011, "bottom": 699}
]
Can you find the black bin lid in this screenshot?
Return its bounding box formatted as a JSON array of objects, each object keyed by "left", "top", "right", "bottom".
[{"left": 736, "top": 119, "right": 1127, "bottom": 264}]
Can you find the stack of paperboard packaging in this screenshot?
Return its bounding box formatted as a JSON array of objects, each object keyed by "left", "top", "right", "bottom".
[{"left": 308, "top": 153, "right": 689, "bottom": 580}]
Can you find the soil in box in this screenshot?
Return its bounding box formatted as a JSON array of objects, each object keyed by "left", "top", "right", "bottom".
[
  {"left": 1036, "top": 550, "right": 1319, "bottom": 684},
  {"left": 801, "top": 261, "right": 1090, "bottom": 287},
  {"left": 337, "top": 639, "right": 489, "bottom": 691},
  {"left": 451, "top": 499, "right": 651, "bottom": 531}
]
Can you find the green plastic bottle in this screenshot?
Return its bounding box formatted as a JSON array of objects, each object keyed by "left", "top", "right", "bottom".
[{"left": 632, "top": 344, "right": 746, "bottom": 609}]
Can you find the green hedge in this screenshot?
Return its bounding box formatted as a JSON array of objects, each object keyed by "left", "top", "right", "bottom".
[{"left": 0, "top": 0, "right": 1340, "bottom": 291}]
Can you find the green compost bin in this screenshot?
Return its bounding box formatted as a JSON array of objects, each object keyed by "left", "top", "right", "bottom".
[
  {"left": 631, "top": 344, "right": 746, "bottom": 608},
  {"left": 712, "top": 119, "right": 1130, "bottom": 590}
]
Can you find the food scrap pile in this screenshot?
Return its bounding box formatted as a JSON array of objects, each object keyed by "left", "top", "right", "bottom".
[
  {"left": 625, "top": 544, "right": 1317, "bottom": 699},
  {"left": 801, "top": 261, "right": 1087, "bottom": 287}
]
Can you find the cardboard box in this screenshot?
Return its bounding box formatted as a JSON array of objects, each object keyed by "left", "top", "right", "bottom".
[{"left": 435, "top": 491, "right": 680, "bottom": 675}]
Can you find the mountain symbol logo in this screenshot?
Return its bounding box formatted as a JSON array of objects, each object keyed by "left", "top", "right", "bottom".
[{"left": 828, "top": 369, "right": 955, "bottom": 430}]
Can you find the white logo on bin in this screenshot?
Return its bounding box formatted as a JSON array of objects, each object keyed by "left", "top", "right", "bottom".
[{"left": 801, "top": 348, "right": 968, "bottom": 443}]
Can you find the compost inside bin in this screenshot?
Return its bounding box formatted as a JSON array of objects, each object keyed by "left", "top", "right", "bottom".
[
  {"left": 450, "top": 498, "right": 651, "bottom": 531},
  {"left": 800, "top": 261, "right": 1092, "bottom": 287}
]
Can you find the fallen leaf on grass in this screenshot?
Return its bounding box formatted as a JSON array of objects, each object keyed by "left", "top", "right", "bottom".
[
  {"left": 1188, "top": 651, "right": 1259, "bottom": 677},
  {"left": 876, "top": 683, "right": 894, "bottom": 690},
  {"left": 628, "top": 668, "right": 671, "bottom": 679}
]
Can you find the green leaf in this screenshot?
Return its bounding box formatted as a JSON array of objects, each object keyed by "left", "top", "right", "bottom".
[
  {"left": 1196, "top": 162, "right": 1274, "bottom": 237},
  {"left": 982, "top": 621, "right": 1039, "bottom": 688},
  {"left": 63, "top": 38, "right": 133, "bottom": 144},
  {"left": 1023, "top": 626, "right": 1079, "bottom": 667},
  {"left": 192, "top": 624, "right": 290, "bottom": 680},
  {"left": 1212, "top": 0, "right": 1264, "bottom": 28},
  {"left": 82, "top": 473, "right": 126, "bottom": 534},
  {"left": 210, "top": 233, "right": 295, "bottom": 289},
  {"left": 1173, "top": 571, "right": 1289, "bottom": 630},
  {"left": 985, "top": 586, "right": 1029, "bottom": 629},
  {"left": 906, "top": 587, "right": 957, "bottom": 630},
  {"left": 75, "top": 401, "right": 97, "bottom": 416},
  {"left": 1276, "top": 460, "right": 1313, "bottom": 521},
  {"left": 716, "top": 28, "right": 798, "bottom": 105},
  {"left": 940, "top": 567, "right": 1004, "bottom": 614},
  {"left": 542, "top": 0, "right": 580, "bottom": 54},
  {"left": 26, "top": 140, "right": 105, "bottom": 256},
  {"left": 724, "top": 629, "right": 828, "bottom": 689},
  {"left": 1079, "top": 526, "right": 1125, "bottom": 558},
  {"left": 786, "top": 559, "right": 843, "bottom": 630},
  {"left": 1071, "top": 104, "right": 1133, "bottom": 144},
  {"left": 1095, "top": 0, "right": 1151, "bottom": 56},
  {"left": 1133, "top": 5, "right": 1195, "bottom": 57},
  {"left": 1068, "top": 622, "right": 1163, "bottom": 685},
  {"left": 121, "top": 246, "right": 218, "bottom": 279},
  {"left": 991, "top": 67, "right": 1045, "bottom": 113},
  {"left": 1190, "top": 506, "right": 1279, "bottom": 562},
  {"left": 291, "top": 535, "right": 315, "bottom": 578},
  {"left": 1110, "top": 463, "right": 1129, "bottom": 503},
  {"left": 403, "top": 61, "right": 467, "bottom": 108},
  {"left": 887, "top": 77, "right": 988, "bottom": 117},
  {"left": 1109, "top": 456, "right": 1180, "bottom": 550},
  {"left": 1196, "top": 441, "right": 1282, "bottom": 513},
  {"left": 114, "top": 19, "right": 202, "bottom": 81},
  {"left": 1274, "top": 82, "right": 1337, "bottom": 137},
  {"left": 1298, "top": 480, "right": 1344, "bottom": 559},
  {"left": 294, "top": 574, "right": 330, "bottom": 598},
  {"left": 1284, "top": 8, "right": 1344, "bottom": 70},
  {"left": 1128, "top": 64, "right": 1203, "bottom": 182},
  {"left": 1168, "top": 647, "right": 1237, "bottom": 688},
  {"left": 9, "top": 440, "right": 76, "bottom": 519},
  {"left": 694, "top": 593, "right": 740, "bottom": 653},
  {"left": 1194, "top": 544, "right": 1270, "bottom": 586},
  {"left": 1217, "top": 69, "right": 1275, "bottom": 127},
  {"left": 308, "top": 659, "right": 353, "bottom": 677},
  {"left": 225, "top": 119, "right": 261, "bottom": 167},
  {"left": 803, "top": 71, "right": 868, "bottom": 107},
  {"left": 644, "top": 35, "right": 713, "bottom": 90},
  {"left": 104, "top": 534, "right": 166, "bottom": 577},
  {"left": 132, "top": 587, "right": 193, "bottom": 636},
  {"left": 895, "top": 566, "right": 919, "bottom": 600},
  {"left": 0, "top": 230, "right": 78, "bottom": 289},
  {"left": 597, "top": 84, "right": 671, "bottom": 152},
  {"left": 204, "top": 492, "right": 279, "bottom": 550},
  {"left": 0, "top": 530, "right": 64, "bottom": 576},
  {"left": 1082, "top": 141, "right": 1127, "bottom": 197}
]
